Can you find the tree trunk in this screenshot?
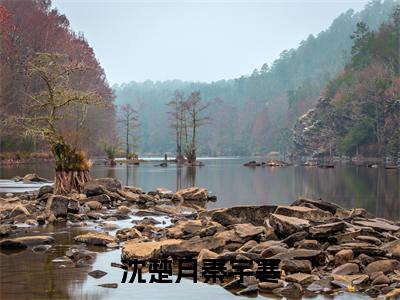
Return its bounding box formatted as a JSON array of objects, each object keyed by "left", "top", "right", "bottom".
[{"left": 54, "top": 169, "right": 91, "bottom": 195}]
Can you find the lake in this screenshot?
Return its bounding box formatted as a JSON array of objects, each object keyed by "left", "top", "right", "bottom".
[
  {"left": 0, "top": 157, "right": 398, "bottom": 300},
  {"left": 0, "top": 157, "right": 399, "bottom": 220}
]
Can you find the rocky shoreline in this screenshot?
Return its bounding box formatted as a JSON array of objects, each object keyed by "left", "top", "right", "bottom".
[{"left": 1, "top": 176, "right": 400, "bottom": 299}]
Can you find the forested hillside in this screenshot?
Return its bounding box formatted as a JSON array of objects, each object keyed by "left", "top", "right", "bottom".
[
  {"left": 293, "top": 7, "right": 400, "bottom": 159},
  {"left": 114, "top": 0, "right": 398, "bottom": 156},
  {"left": 0, "top": 0, "right": 116, "bottom": 155}
]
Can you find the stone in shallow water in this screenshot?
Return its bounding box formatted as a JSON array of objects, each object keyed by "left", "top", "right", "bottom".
[
  {"left": 285, "top": 273, "right": 319, "bottom": 285},
  {"left": 307, "top": 278, "right": 333, "bottom": 293},
  {"left": 32, "top": 244, "right": 52, "bottom": 253},
  {"left": 273, "top": 282, "right": 303, "bottom": 298},
  {"left": 73, "top": 232, "right": 117, "bottom": 246},
  {"left": 0, "top": 235, "right": 55, "bottom": 249},
  {"left": 236, "top": 284, "right": 259, "bottom": 296},
  {"left": 88, "top": 270, "right": 108, "bottom": 279},
  {"left": 98, "top": 283, "right": 118, "bottom": 288},
  {"left": 258, "top": 281, "right": 283, "bottom": 291}
]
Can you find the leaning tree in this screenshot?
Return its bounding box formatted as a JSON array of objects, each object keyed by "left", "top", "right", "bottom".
[{"left": 15, "top": 52, "right": 109, "bottom": 194}]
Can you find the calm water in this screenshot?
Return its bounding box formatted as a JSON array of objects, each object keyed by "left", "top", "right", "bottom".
[
  {"left": 0, "top": 157, "right": 398, "bottom": 299},
  {"left": 1, "top": 157, "right": 399, "bottom": 219}
]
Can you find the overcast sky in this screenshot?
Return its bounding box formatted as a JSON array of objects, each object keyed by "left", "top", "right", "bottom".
[{"left": 52, "top": 0, "right": 370, "bottom": 85}]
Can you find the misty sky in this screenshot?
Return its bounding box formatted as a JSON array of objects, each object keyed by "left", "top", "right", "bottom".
[{"left": 52, "top": 0, "right": 371, "bottom": 84}]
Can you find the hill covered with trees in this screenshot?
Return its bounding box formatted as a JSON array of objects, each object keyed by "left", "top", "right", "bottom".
[
  {"left": 293, "top": 6, "right": 400, "bottom": 159},
  {"left": 0, "top": 0, "right": 116, "bottom": 157},
  {"left": 114, "top": 0, "right": 398, "bottom": 156}
]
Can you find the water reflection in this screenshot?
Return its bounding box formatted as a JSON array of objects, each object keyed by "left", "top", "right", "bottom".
[{"left": 0, "top": 158, "right": 398, "bottom": 220}]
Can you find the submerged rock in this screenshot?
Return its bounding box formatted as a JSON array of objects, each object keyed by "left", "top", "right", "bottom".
[
  {"left": 0, "top": 235, "right": 55, "bottom": 248},
  {"left": 88, "top": 270, "right": 108, "bottom": 279}
]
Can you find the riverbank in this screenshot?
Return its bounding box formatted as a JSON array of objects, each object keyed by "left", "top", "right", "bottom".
[{"left": 0, "top": 177, "right": 399, "bottom": 299}]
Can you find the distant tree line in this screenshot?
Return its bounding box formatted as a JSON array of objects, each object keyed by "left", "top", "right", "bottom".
[{"left": 113, "top": 0, "right": 397, "bottom": 156}]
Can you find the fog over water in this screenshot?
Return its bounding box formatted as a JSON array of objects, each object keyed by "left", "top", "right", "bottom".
[{"left": 52, "top": 0, "right": 370, "bottom": 84}]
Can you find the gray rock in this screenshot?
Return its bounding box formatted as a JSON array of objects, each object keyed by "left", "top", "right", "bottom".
[
  {"left": 83, "top": 183, "right": 107, "bottom": 197},
  {"left": 88, "top": 270, "right": 108, "bottom": 279},
  {"left": 309, "top": 221, "right": 346, "bottom": 238},
  {"left": 211, "top": 205, "right": 277, "bottom": 226},
  {"left": 332, "top": 263, "right": 360, "bottom": 275},
  {"left": 94, "top": 178, "right": 122, "bottom": 192},
  {"left": 46, "top": 195, "right": 70, "bottom": 217},
  {"left": 85, "top": 194, "right": 111, "bottom": 204},
  {"left": 281, "top": 259, "right": 312, "bottom": 273},
  {"left": 0, "top": 235, "right": 55, "bottom": 249},
  {"left": 273, "top": 282, "right": 303, "bottom": 298},
  {"left": 365, "top": 259, "right": 400, "bottom": 274},
  {"left": 274, "top": 205, "right": 333, "bottom": 221},
  {"left": 269, "top": 214, "right": 310, "bottom": 237},
  {"left": 291, "top": 197, "right": 342, "bottom": 214},
  {"left": 37, "top": 185, "right": 54, "bottom": 198}
]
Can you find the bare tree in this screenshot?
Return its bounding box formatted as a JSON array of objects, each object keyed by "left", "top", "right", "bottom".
[
  {"left": 184, "top": 91, "right": 210, "bottom": 163},
  {"left": 118, "top": 104, "right": 139, "bottom": 159},
  {"left": 10, "top": 52, "right": 108, "bottom": 194},
  {"left": 167, "top": 90, "right": 186, "bottom": 162}
]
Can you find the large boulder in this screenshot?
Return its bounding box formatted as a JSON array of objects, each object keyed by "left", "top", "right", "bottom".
[
  {"left": 269, "top": 214, "right": 310, "bottom": 237},
  {"left": 37, "top": 185, "right": 54, "bottom": 198},
  {"left": 121, "top": 239, "right": 182, "bottom": 261},
  {"left": 82, "top": 183, "right": 107, "bottom": 197},
  {"left": 94, "top": 178, "right": 122, "bottom": 192},
  {"left": 46, "top": 195, "right": 70, "bottom": 217},
  {"left": 211, "top": 205, "right": 277, "bottom": 226},
  {"left": 309, "top": 221, "right": 346, "bottom": 238},
  {"left": 175, "top": 187, "right": 208, "bottom": 201},
  {"left": 0, "top": 235, "right": 55, "bottom": 249},
  {"left": 274, "top": 206, "right": 332, "bottom": 221},
  {"left": 74, "top": 232, "right": 117, "bottom": 246},
  {"left": 166, "top": 220, "right": 204, "bottom": 238}
]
